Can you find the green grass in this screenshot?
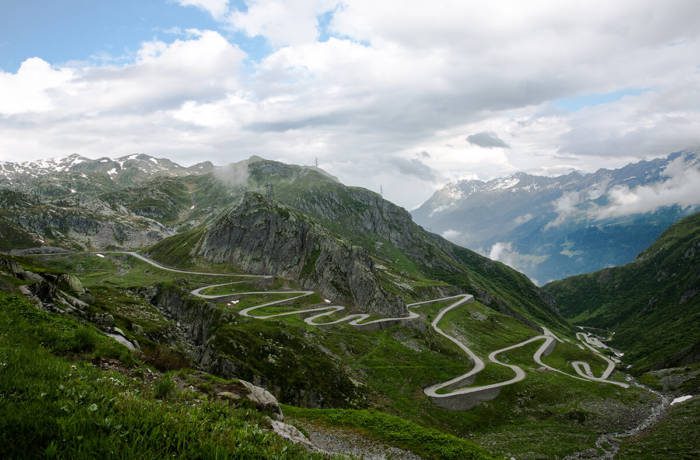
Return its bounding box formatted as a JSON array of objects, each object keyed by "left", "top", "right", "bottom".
[
  {"left": 210, "top": 291, "right": 327, "bottom": 315},
  {"left": 0, "top": 292, "right": 319, "bottom": 459},
  {"left": 16, "top": 252, "right": 657, "bottom": 458},
  {"left": 20, "top": 253, "right": 243, "bottom": 289},
  {"left": 199, "top": 278, "right": 287, "bottom": 295},
  {"left": 145, "top": 226, "right": 205, "bottom": 267},
  {"left": 541, "top": 339, "right": 612, "bottom": 379},
  {"left": 441, "top": 300, "right": 535, "bottom": 355}
]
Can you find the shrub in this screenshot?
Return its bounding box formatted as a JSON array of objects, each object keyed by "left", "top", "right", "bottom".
[
  {"left": 154, "top": 375, "right": 176, "bottom": 400},
  {"left": 70, "top": 327, "right": 97, "bottom": 353}
]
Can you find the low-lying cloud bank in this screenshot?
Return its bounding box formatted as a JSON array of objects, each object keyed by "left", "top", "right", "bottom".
[
  {"left": 544, "top": 154, "right": 700, "bottom": 227},
  {"left": 592, "top": 156, "right": 700, "bottom": 219},
  {"left": 488, "top": 242, "right": 548, "bottom": 284}
]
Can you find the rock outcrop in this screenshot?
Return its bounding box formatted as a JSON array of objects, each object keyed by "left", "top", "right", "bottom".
[{"left": 195, "top": 192, "right": 406, "bottom": 316}]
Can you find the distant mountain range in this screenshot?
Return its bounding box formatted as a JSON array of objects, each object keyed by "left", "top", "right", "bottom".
[
  {"left": 0, "top": 153, "right": 212, "bottom": 187},
  {"left": 413, "top": 150, "right": 700, "bottom": 284}
]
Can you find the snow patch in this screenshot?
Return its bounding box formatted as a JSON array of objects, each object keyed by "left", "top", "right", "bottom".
[
  {"left": 491, "top": 177, "right": 520, "bottom": 190},
  {"left": 443, "top": 185, "right": 464, "bottom": 200}
]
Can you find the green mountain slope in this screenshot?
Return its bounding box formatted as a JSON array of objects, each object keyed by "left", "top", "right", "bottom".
[
  {"left": 544, "top": 212, "right": 700, "bottom": 371},
  {"left": 248, "top": 159, "right": 562, "bottom": 328},
  {"left": 0, "top": 275, "right": 322, "bottom": 459},
  {"left": 148, "top": 158, "right": 566, "bottom": 330},
  {"left": 9, "top": 251, "right": 649, "bottom": 458}
]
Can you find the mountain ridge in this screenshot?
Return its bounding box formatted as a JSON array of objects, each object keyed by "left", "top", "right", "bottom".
[
  {"left": 413, "top": 150, "right": 700, "bottom": 283},
  {"left": 0, "top": 153, "right": 565, "bottom": 328}
]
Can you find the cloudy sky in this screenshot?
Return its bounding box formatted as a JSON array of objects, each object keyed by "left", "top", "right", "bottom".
[{"left": 1, "top": 0, "right": 699, "bottom": 208}]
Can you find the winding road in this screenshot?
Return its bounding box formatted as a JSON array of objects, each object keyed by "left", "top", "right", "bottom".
[{"left": 33, "top": 250, "right": 629, "bottom": 409}]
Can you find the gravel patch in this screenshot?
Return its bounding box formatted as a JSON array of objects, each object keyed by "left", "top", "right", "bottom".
[{"left": 304, "top": 424, "right": 422, "bottom": 460}]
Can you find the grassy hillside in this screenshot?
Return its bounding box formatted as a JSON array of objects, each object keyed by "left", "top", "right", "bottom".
[
  {"left": 4, "top": 251, "right": 498, "bottom": 459},
  {"left": 13, "top": 251, "right": 653, "bottom": 458},
  {"left": 148, "top": 158, "right": 567, "bottom": 332},
  {"left": 0, "top": 291, "right": 320, "bottom": 459},
  {"left": 544, "top": 211, "right": 700, "bottom": 372}
]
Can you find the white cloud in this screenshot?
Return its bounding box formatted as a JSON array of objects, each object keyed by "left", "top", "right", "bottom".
[
  {"left": 1, "top": 1, "right": 700, "bottom": 208},
  {"left": 591, "top": 155, "right": 700, "bottom": 219},
  {"left": 0, "top": 58, "right": 73, "bottom": 114},
  {"left": 545, "top": 192, "right": 586, "bottom": 228},
  {"left": 514, "top": 213, "right": 533, "bottom": 225},
  {"left": 441, "top": 229, "right": 462, "bottom": 242},
  {"left": 228, "top": 0, "right": 336, "bottom": 47},
  {"left": 178, "top": 0, "right": 230, "bottom": 19},
  {"left": 488, "top": 241, "right": 547, "bottom": 282},
  {"left": 560, "top": 241, "right": 583, "bottom": 258},
  {"left": 0, "top": 30, "right": 245, "bottom": 118}
]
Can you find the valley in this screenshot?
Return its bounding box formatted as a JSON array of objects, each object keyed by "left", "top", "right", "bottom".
[
  {"left": 0, "top": 154, "right": 696, "bottom": 458},
  {"left": 2, "top": 5, "right": 699, "bottom": 457},
  {"left": 6, "top": 248, "right": 651, "bottom": 458}
]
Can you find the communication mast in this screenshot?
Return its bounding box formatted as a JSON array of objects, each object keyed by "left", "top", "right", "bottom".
[{"left": 265, "top": 183, "right": 274, "bottom": 201}]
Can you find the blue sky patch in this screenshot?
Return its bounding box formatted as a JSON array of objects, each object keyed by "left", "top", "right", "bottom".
[
  {"left": 553, "top": 87, "right": 648, "bottom": 111},
  {"left": 0, "top": 0, "right": 272, "bottom": 71}
]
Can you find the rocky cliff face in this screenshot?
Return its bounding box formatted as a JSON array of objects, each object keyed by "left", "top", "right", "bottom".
[
  {"left": 0, "top": 188, "right": 171, "bottom": 250},
  {"left": 12, "top": 205, "right": 169, "bottom": 250},
  {"left": 195, "top": 193, "right": 406, "bottom": 316}
]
